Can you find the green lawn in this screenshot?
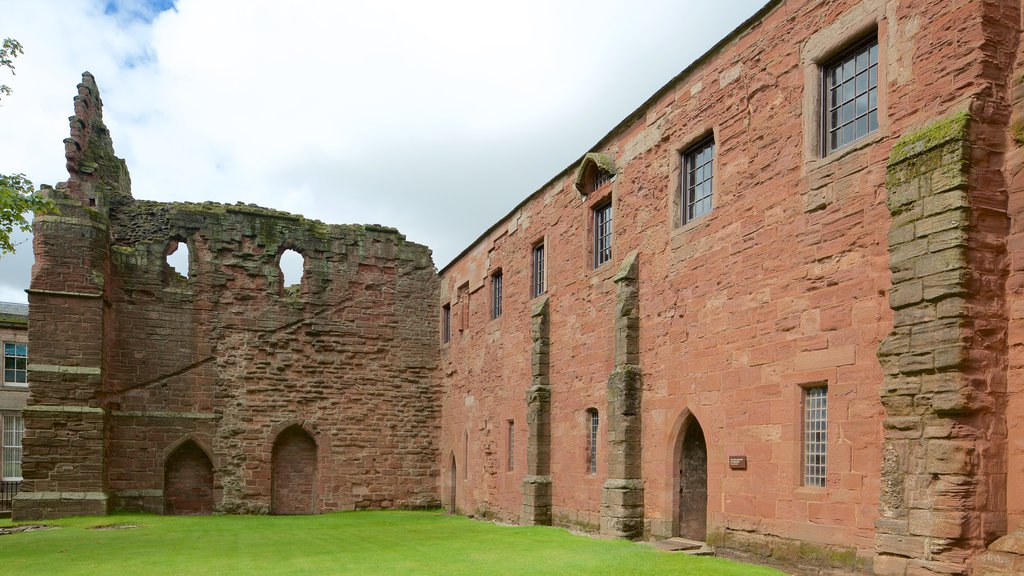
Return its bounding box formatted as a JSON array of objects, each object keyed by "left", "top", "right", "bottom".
[{"left": 0, "top": 510, "right": 784, "bottom": 575}]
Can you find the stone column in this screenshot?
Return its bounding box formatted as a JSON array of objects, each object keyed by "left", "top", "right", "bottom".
[
  {"left": 521, "top": 297, "right": 552, "bottom": 525},
  {"left": 875, "top": 112, "right": 1004, "bottom": 576},
  {"left": 601, "top": 252, "right": 644, "bottom": 539}
]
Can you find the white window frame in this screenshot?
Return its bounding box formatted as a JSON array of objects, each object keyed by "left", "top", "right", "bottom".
[{"left": 2, "top": 412, "right": 24, "bottom": 481}]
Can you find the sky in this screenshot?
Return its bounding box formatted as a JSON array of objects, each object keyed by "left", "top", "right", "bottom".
[{"left": 0, "top": 0, "right": 767, "bottom": 303}]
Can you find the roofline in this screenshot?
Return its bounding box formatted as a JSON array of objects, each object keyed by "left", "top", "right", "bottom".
[{"left": 438, "top": 0, "right": 782, "bottom": 276}]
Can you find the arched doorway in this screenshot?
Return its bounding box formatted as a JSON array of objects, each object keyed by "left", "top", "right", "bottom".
[
  {"left": 677, "top": 417, "right": 708, "bottom": 541},
  {"left": 164, "top": 441, "right": 214, "bottom": 515},
  {"left": 448, "top": 452, "right": 457, "bottom": 513},
  {"left": 271, "top": 426, "right": 317, "bottom": 515}
]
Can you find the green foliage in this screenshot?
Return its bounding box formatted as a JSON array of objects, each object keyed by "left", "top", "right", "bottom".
[
  {"left": 0, "top": 174, "right": 55, "bottom": 255},
  {"left": 0, "top": 511, "right": 786, "bottom": 576},
  {"left": 1, "top": 37, "right": 24, "bottom": 102},
  {"left": 0, "top": 38, "right": 57, "bottom": 255}
]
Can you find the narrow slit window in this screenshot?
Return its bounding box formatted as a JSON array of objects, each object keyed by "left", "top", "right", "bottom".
[
  {"left": 682, "top": 138, "right": 715, "bottom": 225},
  {"left": 823, "top": 38, "right": 878, "bottom": 155},
  {"left": 491, "top": 271, "right": 503, "bottom": 319},
  {"left": 442, "top": 304, "right": 451, "bottom": 344},
  {"left": 594, "top": 201, "right": 613, "bottom": 268},
  {"left": 803, "top": 386, "right": 828, "bottom": 487},
  {"left": 586, "top": 408, "right": 599, "bottom": 475},
  {"left": 531, "top": 244, "right": 545, "bottom": 298},
  {"left": 507, "top": 420, "right": 515, "bottom": 471}
]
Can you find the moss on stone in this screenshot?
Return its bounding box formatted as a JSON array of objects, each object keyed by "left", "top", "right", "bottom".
[
  {"left": 1012, "top": 118, "right": 1024, "bottom": 146},
  {"left": 889, "top": 111, "right": 970, "bottom": 166},
  {"left": 573, "top": 152, "right": 618, "bottom": 192}
]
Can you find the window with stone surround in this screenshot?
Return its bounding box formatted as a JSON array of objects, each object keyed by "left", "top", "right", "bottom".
[
  {"left": 2, "top": 412, "right": 23, "bottom": 480},
  {"left": 593, "top": 201, "right": 613, "bottom": 268},
  {"left": 507, "top": 419, "right": 515, "bottom": 471},
  {"left": 681, "top": 137, "right": 715, "bottom": 225},
  {"left": 822, "top": 37, "right": 878, "bottom": 155},
  {"left": 441, "top": 304, "right": 451, "bottom": 344},
  {"left": 2, "top": 342, "right": 27, "bottom": 386},
  {"left": 803, "top": 386, "right": 828, "bottom": 487},
  {"left": 586, "top": 408, "right": 599, "bottom": 475},
  {"left": 531, "top": 243, "right": 545, "bottom": 298},
  {"left": 491, "top": 270, "right": 503, "bottom": 319}
]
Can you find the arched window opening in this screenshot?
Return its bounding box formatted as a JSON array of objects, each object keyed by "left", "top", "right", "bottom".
[
  {"left": 586, "top": 408, "right": 599, "bottom": 475},
  {"left": 166, "top": 239, "right": 190, "bottom": 279},
  {"left": 279, "top": 249, "right": 305, "bottom": 294}
]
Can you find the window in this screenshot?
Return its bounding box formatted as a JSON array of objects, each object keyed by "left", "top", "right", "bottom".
[
  {"left": 531, "top": 243, "right": 545, "bottom": 298},
  {"left": 3, "top": 342, "right": 27, "bottom": 386},
  {"left": 803, "top": 386, "right": 828, "bottom": 487},
  {"left": 507, "top": 420, "right": 515, "bottom": 471},
  {"left": 442, "top": 304, "right": 451, "bottom": 344},
  {"left": 586, "top": 408, "right": 598, "bottom": 475},
  {"left": 823, "top": 38, "right": 878, "bottom": 154},
  {"left": 594, "top": 201, "right": 613, "bottom": 268},
  {"left": 592, "top": 169, "right": 612, "bottom": 192},
  {"left": 2, "top": 413, "right": 23, "bottom": 480},
  {"left": 491, "top": 271, "right": 503, "bottom": 319},
  {"left": 682, "top": 138, "right": 715, "bottom": 225}
]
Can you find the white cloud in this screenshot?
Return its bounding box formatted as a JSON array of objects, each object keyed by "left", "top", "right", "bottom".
[{"left": 0, "top": 0, "right": 766, "bottom": 303}]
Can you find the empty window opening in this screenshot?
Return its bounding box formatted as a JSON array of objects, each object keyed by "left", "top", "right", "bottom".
[
  {"left": 166, "top": 240, "right": 190, "bottom": 279},
  {"left": 279, "top": 249, "right": 305, "bottom": 292},
  {"left": 803, "top": 386, "right": 828, "bottom": 487},
  {"left": 586, "top": 408, "right": 599, "bottom": 475}
]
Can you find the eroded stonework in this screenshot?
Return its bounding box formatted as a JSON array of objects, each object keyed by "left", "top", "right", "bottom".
[{"left": 14, "top": 73, "right": 440, "bottom": 519}]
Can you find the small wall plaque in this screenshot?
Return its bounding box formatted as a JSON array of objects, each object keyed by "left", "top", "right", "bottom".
[{"left": 728, "top": 456, "right": 747, "bottom": 470}]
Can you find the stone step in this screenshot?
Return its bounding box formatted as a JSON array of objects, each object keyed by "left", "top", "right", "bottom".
[{"left": 647, "top": 537, "right": 714, "bottom": 555}]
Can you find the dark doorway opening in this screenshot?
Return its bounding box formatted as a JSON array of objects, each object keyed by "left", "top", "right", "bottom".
[{"left": 678, "top": 417, "right": 708, "bottom": 540}]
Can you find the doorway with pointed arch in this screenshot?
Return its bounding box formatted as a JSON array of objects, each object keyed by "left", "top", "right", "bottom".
[{"left": 674, "top": 413, "right": 708, "bottom": 541}]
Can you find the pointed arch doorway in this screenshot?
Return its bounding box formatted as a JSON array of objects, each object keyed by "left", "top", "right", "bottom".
[{"left": 676, "top": 416, "right": 708, "bottom": 541}]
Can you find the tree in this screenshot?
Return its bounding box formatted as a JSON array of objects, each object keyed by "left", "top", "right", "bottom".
[{"left": 1, "top": 37, "right": 55, "bottom": 256}]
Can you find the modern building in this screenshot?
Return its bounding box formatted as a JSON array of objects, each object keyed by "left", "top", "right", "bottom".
[
  {"left": 12, "top": 0, "right": 1024, "bottom": 574},
  {"left": 0, "top": 301, "right": 28, "bottom": 515}
]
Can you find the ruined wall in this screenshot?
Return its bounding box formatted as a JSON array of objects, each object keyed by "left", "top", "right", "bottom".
[
  {"left": 438, "top": 0, "right": 1021, "bottom": 574},
  {"left": 15, "top": 73, "right": 440, "bottom": 520}
]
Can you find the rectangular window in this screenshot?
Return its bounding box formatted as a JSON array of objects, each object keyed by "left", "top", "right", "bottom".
[
  {"left": 507, "top": 420, "right": 515, "bottom": 471},
  {"left": 441, "top": 304, "right": 451, "bottom": 344},
  {"left": 586, "top": 409, "right": 598, "bottom": 475},
  {"left": 593, "top": 201, "right": 613, "bottom": 267},
  {"left": 823, "top": 38, "right": 878, "bottom": 155},
  {"left": 803, "top": 386, "right": 828, "bottom": 487},
  {"left": 682, "top": 138, "right": 715, "bottom": 225},
  {"left": 3, "top": 342, "right": 27, "bottom": 386},
  {"left": 3, "top": 413, "right": 23, "bottom": 480},
  {"left": 531, "top": 244, "right": 545, "bottom": 298},
  {"left": 491, "top": 271, "right": 503, "bottom": 319}
]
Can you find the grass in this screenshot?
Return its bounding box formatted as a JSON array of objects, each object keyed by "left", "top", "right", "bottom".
[{"left": 0, "top": 510, "right": 786, "bottom": 576}]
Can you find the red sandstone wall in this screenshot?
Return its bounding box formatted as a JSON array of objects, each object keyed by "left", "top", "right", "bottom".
[
  {"left": 438, "top": 0, "right": 1016, "bottom": 561},
  {"left": 99, "top": 210, "right": 440, "bottom": 514}
]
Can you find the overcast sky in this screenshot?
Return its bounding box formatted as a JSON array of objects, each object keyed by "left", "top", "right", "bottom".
[{"left": 0, "top": 0, "right": 766, "bottom": 303}]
